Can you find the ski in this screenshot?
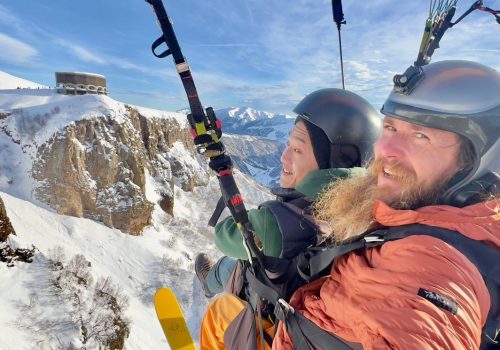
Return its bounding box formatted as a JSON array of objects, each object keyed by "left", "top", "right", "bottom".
[{"left": 154, "top": 288, "right": 196, "bottom": 350}]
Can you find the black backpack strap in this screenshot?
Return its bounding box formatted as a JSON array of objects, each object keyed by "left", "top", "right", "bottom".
[
  {"left": 245, "top": 265, "right": 281, "bottom": 304},
  {"left": 208, "top": 196, "right": 226, "bottom": 227},
  {"left": 297, "top": 232, "right": 385, "bottom": 282},
  {"left": 261, "top": 199, "right": 318, "bottom": 260},
  {"left": 300, "top": 224, "right": 500, "bottom": 284},
  {"left": 298, "top": 223, "right": 500, "bottom": 348},
  {"left": 375, "top": 224, "right": 500, "bottom": 284},
  {"left": 274, "top": 298, "right": 360, "bottom": 350},
  {"left": 245, "top": 263, "right": 361, "bottom": 350},
  {"left": 482, "top": 279, "right": 499, "bottom": 348}
]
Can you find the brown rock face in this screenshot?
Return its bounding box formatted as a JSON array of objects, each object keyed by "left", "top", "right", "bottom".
[
  {"left": 0, "top": 196, "right": 16, "bottom": 241},
  {"left": 32, "top": 106, "right": 208, "bottom": 234}
]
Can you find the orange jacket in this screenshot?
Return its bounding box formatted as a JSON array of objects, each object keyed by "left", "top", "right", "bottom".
[{"left": 274, "top": 200, "right": 499, "bottom": 350}]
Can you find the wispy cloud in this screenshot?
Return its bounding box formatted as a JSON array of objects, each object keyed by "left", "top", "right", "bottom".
[
  {"left": 0, "top": 4, "right": 26, "bottom": 32},
  {"left": 0, "top": 4, "right": 165, "bottom": 78},
  {"left": 141, "top": 1, "right": 500, "bottom": 112},
  {"left": 0, "top": 33, "right": 38, "bottom": 65},
  {"left": 50, "top": 37, "right": 177, "bottom": 80},
  {"left": 0, "top": 1, "right": 497, "bottom": 114},
  {"left": 53, "top": 38, "right": 107, "bottom": 65}
]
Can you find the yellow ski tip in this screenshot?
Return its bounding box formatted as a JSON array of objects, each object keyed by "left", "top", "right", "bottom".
[{"left": 154, "top": 288, "right": 196, "bottom": 350}]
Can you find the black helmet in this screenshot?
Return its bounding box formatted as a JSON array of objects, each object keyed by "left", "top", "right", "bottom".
[
  {"left": 293, "top": 88, "right": 382, "bottom": 168},
  {"left": 381, "top": 60, "right": 500, "bottom": 206}
]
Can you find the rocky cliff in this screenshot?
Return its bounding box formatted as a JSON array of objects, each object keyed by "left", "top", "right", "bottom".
[
  {"left": 31, "top": 106, "right": 210, "bottom": 234},
  {"left": 0, "top": 93, "right": 210, "bottom": 234}
]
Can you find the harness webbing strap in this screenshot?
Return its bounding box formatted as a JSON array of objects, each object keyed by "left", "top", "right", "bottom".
[
  {"left": 208, "top": 196, "right": 225, "bottom": 227},
  {"left": 302, "top": 224, "right": 500, "bottom": 286},
  {"left": 296, "top": 238, "right": 373, "bottom": 282},
  {"left": 245, "top": 223, "right": 499, "bottom": 349},
  {"left": 146, "top": 0, "right": 268, "bottom": 268},
  {"left": 285, "top": 308, "right": 358, "bottom": 350}
]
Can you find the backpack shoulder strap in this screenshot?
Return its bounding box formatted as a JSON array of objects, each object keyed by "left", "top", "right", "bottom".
[
  {"left": 299, "top": 223, "right": 500, "bottom": 284},
  {"left": 379, "top": 224, "right": 500, "bottom": 284},
  {"left": 260, "top": 199, "right": 319, "bottom": 259},
  {"left": 298, "top": 223, "right": 500, "bottom": 348}
]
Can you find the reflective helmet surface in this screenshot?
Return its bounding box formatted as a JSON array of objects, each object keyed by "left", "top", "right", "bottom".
[
  {"left": 381, "top": 60, "right": 500, "bottom": 205},
  {"left": 293, "top": 88, "right": 382, "bottom": 166}
]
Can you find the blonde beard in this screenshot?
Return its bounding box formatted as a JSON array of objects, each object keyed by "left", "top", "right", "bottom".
[
  {"left": 315, "top": 159, "right": 446, "bottom": 243},
  {"left": 314, "top": 173, "right": 378, "bottom": 243}
]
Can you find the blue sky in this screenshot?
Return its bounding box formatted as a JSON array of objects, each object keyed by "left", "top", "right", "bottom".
[{"left": 0, "top": 0, "right": 498, "bottom": 114}]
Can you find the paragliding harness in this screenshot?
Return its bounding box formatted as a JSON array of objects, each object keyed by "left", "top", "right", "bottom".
[
  {"left": 145, "top": 0, "right": 264, "bottom": 261},
  {"left": 241, "top": 223, "right": 500, "bottom": 350},
  {"left": 145, "top": 0, "right": 499, "bottom": 348},
  {"left": 145, "top": 1, "right": 312, "bottom": 348},
  {"left": 237, "top": 190, "right": 319, "bottom": 298},
  {"left": 216, "top": 188, "right": 322, "bottom": 349}
]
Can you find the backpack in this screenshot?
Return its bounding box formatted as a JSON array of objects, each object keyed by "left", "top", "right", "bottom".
[
  {"left": 244, "top": 223, "right": 499, "bottom": 350},
  {"left": 221, "top": 192, "right": 321, "bottom": 349}
]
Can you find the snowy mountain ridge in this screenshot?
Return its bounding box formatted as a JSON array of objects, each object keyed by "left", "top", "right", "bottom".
[
  {"left": 215, "top": 106, "right": 294, "bottom": 142},
  {"left": 0, "top": 70, "right": 48, "bottom": 89}
]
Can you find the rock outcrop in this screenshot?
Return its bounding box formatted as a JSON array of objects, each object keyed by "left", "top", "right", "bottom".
[
  {"left": 0, "top": 196, "right": 15, "bottom": 241},
  {"left": 32, "top": 106, "right": 209, "bottom": 234}
]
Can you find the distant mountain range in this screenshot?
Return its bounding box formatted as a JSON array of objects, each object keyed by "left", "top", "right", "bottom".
[
  {"left": 214, "top": 106, "right": 294, "bottom": 142},
  {"left": 177, "top": 105, "right": 296, "bottom": 188},
  {"left": 214, "top": 107, "right": 294, "bottom": 188}
]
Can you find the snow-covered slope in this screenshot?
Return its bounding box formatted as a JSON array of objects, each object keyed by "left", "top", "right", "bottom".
[
  {"left": 0, "top": 70, "right": 48, "bottom": 89},
  {"left": 0, "top": 77, "right": 274, "bottom": 349},
  {"left": 210, "top": 107, "right": 293, "bottom": 187},
  {"left": 0, "top": 88, "right": 188, "bottom": 205},
  {"left": 1, "top": 169, "right": 271, "bottom": 349},
  {"left": 223, "top": 133, "right": 283, "bottom": 188}
]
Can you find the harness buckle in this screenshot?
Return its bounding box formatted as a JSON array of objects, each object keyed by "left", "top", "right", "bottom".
[
  {"left": 277, "top": 298, "right": 294, "bottom": 313},
  {"left": 364, "top": 234, "right": 385, "bottom": 247},
  {"left": 274, "top": 298, "right": 295, "bottom": 322}
]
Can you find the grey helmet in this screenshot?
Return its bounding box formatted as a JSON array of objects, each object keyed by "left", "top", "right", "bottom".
[
  {"left": 381, "top": 60, "right": 500, "bottom": 206},
  {"left": 293, "top": 88, "right": 382, "bottom": 167}
]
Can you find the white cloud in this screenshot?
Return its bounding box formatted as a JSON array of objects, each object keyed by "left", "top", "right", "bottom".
[
  {"left": 346, "top": 61, "right": 373, "bottom": 81},
  {"left": 0, "top": 5, "right": 25, "bottom": 31},
  {"left": 51, "top": 37, "right": 177, "bottom": 78},
  {"left": 53, "top": 38, "right": 106, "bottom": 65},
  {"left": 0, "top": 33, "right": 38, "bottom": 65}
]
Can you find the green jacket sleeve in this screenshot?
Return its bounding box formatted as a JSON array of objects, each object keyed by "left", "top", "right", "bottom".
[{"left": 214, "top": 206, "right": 283, "bottom": 259}]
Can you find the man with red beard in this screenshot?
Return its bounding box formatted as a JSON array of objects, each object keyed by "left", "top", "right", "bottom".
[{"left": 273, "top": 60, "right": 500, "bottom": 349}]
